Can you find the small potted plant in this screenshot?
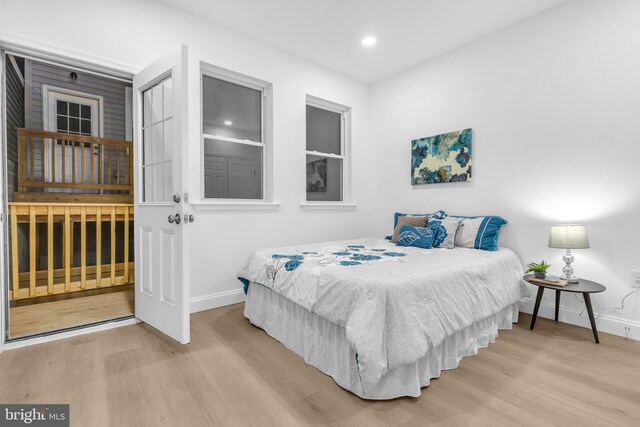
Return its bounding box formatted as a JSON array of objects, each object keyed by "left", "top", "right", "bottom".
[{"left": 526, "top": 260, "right": 551, "bottom": 279}]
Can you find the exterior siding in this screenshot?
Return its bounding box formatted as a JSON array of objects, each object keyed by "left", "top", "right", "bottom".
[{"left": 5, "top": 56, "right": 25, "bottom": 200}]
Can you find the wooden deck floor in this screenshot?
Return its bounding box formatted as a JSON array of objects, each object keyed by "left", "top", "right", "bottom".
[
  {"left": 9, "top": 286, "right": 134, "bottom": 337},
  {"left": 1, "top": 304, "right": 639, "bottom": 426}
]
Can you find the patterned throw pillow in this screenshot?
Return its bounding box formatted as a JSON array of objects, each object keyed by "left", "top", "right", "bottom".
[
  {"left": 391, "top": 216, "right": 428, "bottom": 243},
  {"left": 427, "top": 217, "right": 462, "bottom": 249},
  {"left": 452, "top": 216, "right": 508, "bottom": 251},
  {"left": 395, "top": 225, "right": 435, "bottom": 249}
]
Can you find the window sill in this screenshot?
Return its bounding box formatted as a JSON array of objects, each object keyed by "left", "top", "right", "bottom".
[
  {"left": 300, "top": 202, "right": 357, "bottom": 212},
  {"left": 192, "top": 201, "right": 281, "bottom": 212}
]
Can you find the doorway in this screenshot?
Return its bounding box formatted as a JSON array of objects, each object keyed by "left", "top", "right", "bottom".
[
  {"left": 43, "top": 86, "right": 102, "bottom": 186},
  {"left": 2, "top": 50, "right": 135, "bottom": 340}
]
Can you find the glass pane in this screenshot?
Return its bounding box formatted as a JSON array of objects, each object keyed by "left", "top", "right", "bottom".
[
  {"left": 69, "top": 117, "right": 80, "bottom": 133},
  {"left": 202, "top": 75, "right": 261, "bottom": 142},
  {"left": 143, "top": 166, "right": 156, "bottom": 202},
  {"left": 164, "top": 160, "right": 173, "bottom": 201},
  {"left": 155, "top": 164, "right": 166, "bottom": 202},
  {"left": 143, "top": 124, "right": 163, "bottom": 166},
  {"left": 81, "top": 119, "right": 91, "bottom": 135},
  {"left": 57, "top": 100, "right": 68, "bottom": 115},
  {"left": 81, "top": 105, "right": 91, "bottom": 119},
  {"left": 151, "top": 82, "right": 163, "bottom": 125},
  {"left": 56, "top": 115, "right": 68, "bottom": 132},
  {"left": 306, "top": 154, "right": 342, "bottom": 202},
  {"left": 143, "top": 88, "right": 152, "bottom": 127},
  {"left": 142, "top": 164, "right": 168, "bottom": 203},
  {"left": 163, "top": 120, "right": 173, "bottom": 162},
  {"left": 163, "top": 77, "right": 173, "bottom": 119},
  {"left": 69, "top": 102, "right": 80, "bottom": 118},
  {"left": 203, "top": 138, "right": 262, "bottom": 199},
  {"left": 306, "top": 106, "right": 341, "bottom": 155}
]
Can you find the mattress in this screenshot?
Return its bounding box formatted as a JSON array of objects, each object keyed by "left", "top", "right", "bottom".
[
  {"left": 245, "top": 282, "right": 520, "bottom": 399},
  {"left": 238, "top": 238, "right": 526, "bottom": 393}
]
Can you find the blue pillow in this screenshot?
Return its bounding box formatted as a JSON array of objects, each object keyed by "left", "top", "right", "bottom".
[
  {"left": 393, "top": 210, "right": 446, "bottom": 230},
  {"left": 395, "top": 225, "right": 435, "bottom": 249},
  {"left": 450, "top": 215, "right": 507, "bottom": 251}
]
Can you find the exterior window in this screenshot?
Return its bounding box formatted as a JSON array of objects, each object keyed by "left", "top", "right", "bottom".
[
  {"left": 202, "top": 70, "right": 267, "bottom": 200},
  {"left": 305, "top": 97, "right": 349, "bottom": 202},
  {"left": 56, "top": 100, "right": 93, "bottom": 136}
]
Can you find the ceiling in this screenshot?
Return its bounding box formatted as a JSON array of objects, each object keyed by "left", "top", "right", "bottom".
[{"left": 161, "top": 0, "right": 566, "bottom": 83}]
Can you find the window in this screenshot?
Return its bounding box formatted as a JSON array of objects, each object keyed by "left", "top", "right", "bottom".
[
  {"left": 305, "top": 96, "right": 350, "bottom": 203},
  {"left": 141, "top": 75, "right": 173, "bottom": 203},
  {"left": 201, "top": 67, "right": 269, "bottom": 200},
  {"left": 57, "top": 100, "right": 93, "bottom": 135}
]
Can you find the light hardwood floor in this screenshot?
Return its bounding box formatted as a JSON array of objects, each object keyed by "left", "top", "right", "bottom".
[
  {"left": 1, "top": 304, "right": 638, "bottom": 426},
  {"left": 9, "top": 286, "right": 134, "bottom": 337}
]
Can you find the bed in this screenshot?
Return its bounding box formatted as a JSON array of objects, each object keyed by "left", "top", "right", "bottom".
[{"left": 238, "top": 237, "right": 526, "bottom": 400}]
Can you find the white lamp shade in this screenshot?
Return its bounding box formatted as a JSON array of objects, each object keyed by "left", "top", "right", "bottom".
[{"left": 548, "top": 224, "right": 590, "bottom": 249}]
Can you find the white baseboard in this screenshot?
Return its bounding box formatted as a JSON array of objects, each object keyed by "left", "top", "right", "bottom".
[
  {"left": 519, "top": 297, "right": 640, "bottom": 341},
  {"left": 190, "top": 288, "right": 246, "bottom": 313}
]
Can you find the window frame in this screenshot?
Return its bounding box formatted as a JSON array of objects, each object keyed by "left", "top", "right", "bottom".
[
  {"left": 197, "top": 63, "right": 275, "bottom": 210},
  {"left": 302, "top": 95, "right": 354, "bottom": 210}
]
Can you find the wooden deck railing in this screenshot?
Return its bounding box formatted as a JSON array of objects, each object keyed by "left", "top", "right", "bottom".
[
  {"left": 8, "top": 202, "right": 134, "bottom": 300},
  {"left": 17, "top": 128, "right": 133, "bottom": 195}
]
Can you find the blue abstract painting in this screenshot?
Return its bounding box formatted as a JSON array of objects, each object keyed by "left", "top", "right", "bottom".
[{"left": 411, "top": 128, "right": 472, "bottom": 185}]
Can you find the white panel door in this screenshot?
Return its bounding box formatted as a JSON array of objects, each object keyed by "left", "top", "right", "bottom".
[{"left": 133, "top": 45, "right": 190, "bottom": 344}]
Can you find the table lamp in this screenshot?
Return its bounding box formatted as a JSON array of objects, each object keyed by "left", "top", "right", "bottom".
[{"left": 548, "top": 224, "right": 589, "bottom": 283}]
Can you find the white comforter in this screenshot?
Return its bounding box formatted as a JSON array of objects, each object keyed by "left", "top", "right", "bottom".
[{"left": 238, "top": 238, "right": 525, "bottom": 390}]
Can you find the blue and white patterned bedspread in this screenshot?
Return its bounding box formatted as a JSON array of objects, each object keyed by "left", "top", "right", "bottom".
[{"left": 238, "top": 238, "right": 525, "bottom": 390}]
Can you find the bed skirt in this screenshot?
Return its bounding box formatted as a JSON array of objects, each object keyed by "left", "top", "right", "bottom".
[{"left": 244, "top": 282, "right": 519, "bottom": 400}]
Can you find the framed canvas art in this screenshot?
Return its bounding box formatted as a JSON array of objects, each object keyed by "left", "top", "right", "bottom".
[
  {"left": 306, "top": 158, "right": 327, "bottom": 192},
  {"left": 411, "top": 128, "right": 472, "bottom": 185}
]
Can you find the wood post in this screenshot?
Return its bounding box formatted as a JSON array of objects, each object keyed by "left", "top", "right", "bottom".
[
  {"left": 81, "top": 206, "right": 87, "bottom": 289},
  {"left": 110, "top": 206, "right": 116, "bottom": 285},
  {"left": 124, "top": 208, "right": 129, "bottom": 283},
  {"left": 47, "top": 206, "right": 54, "bottom": 295},
  {"left": 11, "top": 206, "right": 20, "bottom": 299},
  {"left": 29, "top": 206, "right": 36, "bottom": 297},
  {"left": 96, "top": 206, "right": 102, "bottom": 287},
  {"left": 64, "top": 206, "right": 71, "bottom": 291}
]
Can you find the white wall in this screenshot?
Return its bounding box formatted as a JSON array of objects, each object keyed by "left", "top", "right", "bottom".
[
  {"left": 0, "top": 0, "right": 375, "bottom": 311},
  {"left": 370, "top": 0, "right": 640, "bottom": 338}
]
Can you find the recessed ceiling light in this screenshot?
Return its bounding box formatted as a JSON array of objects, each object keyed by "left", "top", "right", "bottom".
[
  {"left": 361, "top": 36, "right": 377, "bottom": 47},
  {"left": 224, "top": 120, "right": 233, "bottom": 126}
]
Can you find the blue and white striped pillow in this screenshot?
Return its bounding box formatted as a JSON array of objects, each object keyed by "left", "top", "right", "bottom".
[
  {"left": 427, "top": 217, "right": 462, "bottom": 249},
  {"left": 451, "top": 215, "right": 507, "bottom": 251}
]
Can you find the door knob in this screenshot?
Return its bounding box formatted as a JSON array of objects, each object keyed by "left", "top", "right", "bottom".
[
  {"left": 184, "top": 214, "right": 195, "bottom": 223},
  {"left": 173, "top": 193, "right": 181, "bottom": 203},
  {"left": 168, "top": 213, "right": 181, "bottom": 224}
]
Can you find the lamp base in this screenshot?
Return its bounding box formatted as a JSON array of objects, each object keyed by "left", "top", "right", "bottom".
[{"left": 562, "top": 249, "right": 579, "bottom": 283}]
